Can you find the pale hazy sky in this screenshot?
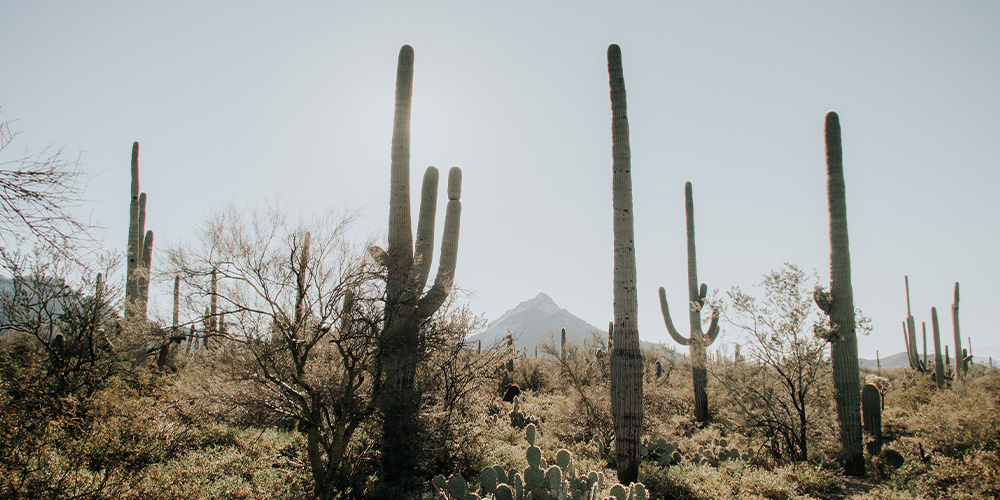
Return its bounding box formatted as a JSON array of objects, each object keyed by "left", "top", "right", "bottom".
[{"left": 2, "top": 2, "right": 998, "bottom": 360}]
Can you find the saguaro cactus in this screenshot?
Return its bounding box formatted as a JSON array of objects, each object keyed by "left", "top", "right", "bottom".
[
  {"left": 607, "top": 43, "right": 643, "bottom": 485},
  {"left": 932, "top": 307, "right": 946, "bottom": 389},
  {"left": 124, "top": 143, "right": 153, "bottom": 322},
  {"left": 902, "top": 276, "right": 927, "bottom": 373},
  {"left": 952, "top": 282, "right": 965, "bottom": 378},
  {"left": 376, "top": 44, "right": 463, "bottom": 493},
  {"left": 658, "top": 181, "right": 720, "bottom": 425},
  {"left": 560, "top": 327, "right": 566, "bottom": 361},
  {"left": 813, "top": 111, "right": 865, "bottom": 477}
]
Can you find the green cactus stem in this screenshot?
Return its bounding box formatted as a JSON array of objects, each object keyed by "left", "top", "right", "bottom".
[
  {"left": 607, "top": 43, "right": 643, "bottom": 485},
  {"left": 125, "top": 142, "right": 140, "bottom": 320},
  {"left": 932, "top": 307, "right": 946, "bottom": 389},
  {"left": 814, "top": 111, "right": 864, "bottom": 476},
  {"left": 952, "top": 282, "right": 964, "bottom": 378},
  {"left": 922, "top": 321, "right": 928, "bottom": 368},
  {"left": 658, "top": 182, "right": 721, "bottom": 426},
  {"left": 561, "top": 327, "right": 566, "bottom": 361},
  {"left": 902, "top": 276, "right": 926, "bottom": 373},
  {"left": 377, "top": 44, "right": 464, "bottom": 492},
  {"left": 124, "top": 143, "right": 153, "bottom": 323}
]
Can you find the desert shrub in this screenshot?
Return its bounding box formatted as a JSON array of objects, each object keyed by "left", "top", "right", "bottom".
[
  {"left": 510, "top": 356, "right": 557, "bottom": 393},
  {"left": 640, "top": 460, "right": 842, "bottom": 500},
  {"left": 885, "top": 369, "right": 1000, "bottom": 457}
]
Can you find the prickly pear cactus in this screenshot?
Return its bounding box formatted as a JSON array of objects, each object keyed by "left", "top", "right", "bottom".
[{"left": 434, "top": 425, "right": 626, "bottom": 500}]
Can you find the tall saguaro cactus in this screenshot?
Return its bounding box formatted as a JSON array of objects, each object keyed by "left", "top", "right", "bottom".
[
  {"left": 125, "top": 142, "right": 153, "bottom": 322},
  {"left": 607, "top": 43, "right": 643, "bottom": 485},
  {"left": 813, "top": 111, "right": 865, "bottom": 476},
  {"left": 902, "top": 276, "right": 927, "bottom": 373},
  {"left": 658, "top": 181, "right": 720, "bottom": 425},
  {"left": 952, "top": 282, "right": 965, "bottom": 378},
  {"left": 377, "top": 44, "right": 463, "bottom": 494},
  {"left": 932, "top": 307, "right": 946, "bottom": 388}
]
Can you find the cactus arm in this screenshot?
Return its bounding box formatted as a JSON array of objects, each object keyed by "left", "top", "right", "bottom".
[
  {"left": 387, "top": 45, "right": 415, "bottom": 305},
  {"left": 705, "top": 307, "right": 721, "bottom": 344},
  {"left": 684, "top": 182, "right": 700, "bottom": 303},
  {"left": 417, "top": 167, "right": 461, "bottom": 319},
  {"left": 138, "top": 230, "right": 153, "bottom": 319},
  {"left": 659, "top": 287, "right": 689, "bottom": 346},
  {"left": 408, "top": 167, "right": 439, "bottom": 297}
]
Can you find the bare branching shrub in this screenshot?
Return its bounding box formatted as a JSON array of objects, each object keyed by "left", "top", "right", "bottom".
[
  {"left": 168, "top": 204, "right": 382, "bottom": 499},
  {"left": 717, "top": 264, "right": 836, "bottom": 463},
  {"left": 0, "top": 113, "right": 95, "bottom": 258},
  {"left": 540, "top": 333, "right": 613, "bottom": 449}
]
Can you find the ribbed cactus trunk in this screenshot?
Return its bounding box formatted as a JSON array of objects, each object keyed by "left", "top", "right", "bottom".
[
  {"left": 932, "top": 307, "right": 946, "bottom": 389},
  {"left": 560, "top": 327, "right": 566, "bottom": 361},
  {"left": 377, "top": 45, "right": 463, "bottom": 496},
  {"left": 125, "top": 143, "right": 140, "bottom": 320},
  {"left": 125, "top": 142, "right": 154, "bottom": 325},
  {"left": 817, "top": 111, "right": 864, "bottom": 476},
  {"left": 952, "top": 282, "right": 964, "bottom": 378},
  {"left": 658, "top": 182, "right": 721, "bottom": 426},
  {"left": 607, "top": 44, "right": 643, "bottom": 485},
  {"left": 902, "top": 276, "right": 926, "bottom": 372}
]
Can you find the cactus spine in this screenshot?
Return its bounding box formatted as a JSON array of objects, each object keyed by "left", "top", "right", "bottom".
[
  {"left": 932, "top": 307, "right": 946, "bottom": 388},
  {"left": 814, "top": 111, "right": 864, "bottom": 476},
  {"left": 378, "top": 44, "right": 463, "bottom": 492},
  {"left": 607, "top": 43, "right": 643, "bottom": 485},
  {"left": 658, "top": 182, "right": 720, "bottom": 425}
]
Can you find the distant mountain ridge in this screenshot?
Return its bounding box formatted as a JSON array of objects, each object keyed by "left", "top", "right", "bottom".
[
  {"left": 467, "top": 293, "right": 607, "bottom": 351},
  {"left": 468, "top": 292, "right": 660, "bottom": 352}
]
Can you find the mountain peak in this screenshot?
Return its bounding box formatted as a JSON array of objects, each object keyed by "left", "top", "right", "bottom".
[{"left": 469, "top": 293, "right": 605, "bottom": 351}]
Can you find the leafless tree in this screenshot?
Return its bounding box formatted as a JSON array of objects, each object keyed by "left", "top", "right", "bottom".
[
  {"left": 0, "top": 112, "right": 93, "bottom": 256},
  {"left": 167, "top": 204, "right": 384, "bottom": 499}
]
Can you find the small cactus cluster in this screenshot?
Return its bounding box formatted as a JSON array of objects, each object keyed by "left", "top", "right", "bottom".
[
  {"left": 509, "top": 396, "right": 537, "bottom": 429},
  {"left": 639, "top": 436, "right": 682, "bottom": 466},
  {"left": 433, "top": 424, "right": 646, "bottom": 500},
  {"left": 685, "top": 438, "right": 753, "bottom": 467},
  {"left": 901, "top": 277, "right": 973, "bottom": 388},
  {"left": 636, "top": 435, "right": 753, "bottom": 468}
]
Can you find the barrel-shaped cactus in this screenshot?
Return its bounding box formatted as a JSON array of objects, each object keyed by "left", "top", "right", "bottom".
[
  {"left": 861, "top": 384, "right": 882, "bottom": 454},
  {"left": 658, "top": 181, "right": 721, "bottom": 426},
  {"left": 813, "top": 111, "right": 864, "bottom": 476},
  {"left": 607, "top": 43, "right": 643, "bottom": 485}
]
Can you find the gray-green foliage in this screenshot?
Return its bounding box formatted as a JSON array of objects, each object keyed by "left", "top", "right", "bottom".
[
  {"left": 433, "top": 423, "right": 646, "bottom": 500},
  {"left": 640, "top": 436, "right": 753, "bottom": 468}
]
